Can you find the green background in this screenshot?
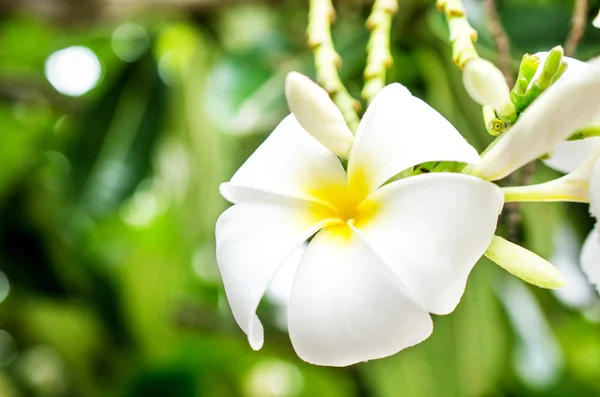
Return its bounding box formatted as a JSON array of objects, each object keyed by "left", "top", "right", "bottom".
[{"left": 1, "top": 0, "right": 600, "bottom": 395}]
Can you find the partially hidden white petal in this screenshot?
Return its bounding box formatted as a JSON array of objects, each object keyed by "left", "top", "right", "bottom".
[
  {"left": 581, "top": 228, "right": 600, "bottom": 294},
  {"left": 221, "top": 114, "right": 347, "bottom": 204},
  {"left": 590, "top": 159, "right": 600, "bottom": 219},
  {"left": 543, "top": 138, "right": 600, "bottom": 174},
  {"left": 354, "top": 173, "right": 504, "bottom": 315},
  {"left": 216, "top": 199, "right": 333, "bottom": 350},
  {"left": 347, "top": 84, "right": 481, "bottom": 194},
  {"left": 288, "top": 227, "right": 433, "bottom": 367},
  {"left": 472, "top": 58, "right": 600, "bottom": 181},
  {"left": 285, "top": 72, "right": 354, "bottom": 158}
]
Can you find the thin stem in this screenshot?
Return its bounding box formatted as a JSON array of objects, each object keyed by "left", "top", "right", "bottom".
[
  {"left": 362, "top": 0, "right": 398, "bottom": 103},
  {"left": 482, "top": 0, "right": 513, "bottom": 85},
  {"left": 308, "top": 0, "right": 361, "bottom": 132},
  {"left": 565, "top": 0, "right": 589, "bottom": 56},
  {"left": 436, "top": 0, "right": 480, "bottom": 69}
]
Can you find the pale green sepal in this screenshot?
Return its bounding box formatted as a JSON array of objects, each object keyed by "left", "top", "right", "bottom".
[{"left": 484, "top": 235, "right": 567, "bottom": 289}]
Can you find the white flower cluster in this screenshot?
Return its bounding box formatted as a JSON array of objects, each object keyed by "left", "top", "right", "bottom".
[{"left": 215, "top": 53, "right": 600, "bottom": 366}]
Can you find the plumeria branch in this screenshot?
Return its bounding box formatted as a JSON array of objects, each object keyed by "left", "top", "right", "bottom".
[
  {"left": 565, "top": 0, "right": 589, "bottom": 56},
  {"left": 436, "top": 0, "right": 479, "bottom": 69},
  {"left": 308, "top": 0, "right": 361, "bottom": 131},
  {"left": 438, "top": 0, "right": 517, "bottom": 124},
  {"left": 362, "top": 0, "right": 398, "bottom": 103}
]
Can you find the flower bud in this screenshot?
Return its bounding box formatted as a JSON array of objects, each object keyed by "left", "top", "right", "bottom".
[
  {"left": 510, "top": 54, "right": 540, "bottom": 112},
  {"left": 463, "top": 58, "right": 516, "bottom": 120},
  {"left": 485, "top": 236, "right": 566, "bottom": 289},
  {"left": 285, "top": 72, "right": 354, "bottom": 158}
]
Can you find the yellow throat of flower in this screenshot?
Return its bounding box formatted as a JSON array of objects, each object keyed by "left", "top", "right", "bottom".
[{"left": 309, "top": 169, "right": 379, "bottom": 239}]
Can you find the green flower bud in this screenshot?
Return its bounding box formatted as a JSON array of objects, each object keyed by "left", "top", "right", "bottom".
[{"left": 510, "top": 54, "right": 540, "bottom": 112}]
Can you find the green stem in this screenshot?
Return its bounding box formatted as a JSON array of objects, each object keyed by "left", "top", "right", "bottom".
[
  {"left": 308, "top": 0, "right": 361, "bottom": 132},
  {"left": 362, "top": 0, "right": 398, "bottom": 103}
]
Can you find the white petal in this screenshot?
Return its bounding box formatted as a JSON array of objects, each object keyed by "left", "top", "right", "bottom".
[
  {"left": 542, "top": 138, "right": 600, "bottom": 174},
  {"left": 581, "top": 228, "right": 600, "bottom": 294},
  {"left": 472, "top": 58, "right": 600, "bottom": 181},
  {"left": 347, "top": 84, "right": 481, "bottom": 194},
  {"left": 221, "top": 114, "right": 347, "bottom": 204},
  {"left": 285, "top": 72, "right": 354, "bottom": 158},
  {"left": 216, "top": 199, "right": 334, "bottom": 350},
  {"left": 590, "top": 159, "right": 600, "bottom": 219},
  {"left": 288, "top": 227, "right": 433, "bottom": 367},
  {"left": 354, "top": 173, "right": 504, "bottom": 315}
]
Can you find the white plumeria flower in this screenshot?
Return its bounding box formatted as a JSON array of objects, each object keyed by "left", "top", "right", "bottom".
[
  {"left": 537, "top": 53, "right": 600, "bottom": 174},
  {"left": 522, "top": 54, "right": 600, "bottom": 293},
  {"left": 216, "top": 71, "right": 504, "bottom": 366},
  {"left": 469, "top": 56, "right": 600, "bottom": 181}
]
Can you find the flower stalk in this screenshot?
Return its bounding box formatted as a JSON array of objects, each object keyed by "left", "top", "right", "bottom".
[
  {"left": 501, "top": 178, "right": 589, "bottom": 203},
  {"left": 362, "top": 0, "right": 398, "bottom": 103},
  {"left": 502, "top": 141, "right": 600, "bottom": 203},
  {"left": 307, "top": 0, "right": 361, "bottom": 132},
  {"left": 436, "top": 0, "right": 479, "bottom": 69}
]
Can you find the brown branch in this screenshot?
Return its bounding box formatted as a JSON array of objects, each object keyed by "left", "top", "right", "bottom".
[
  {"left": 482, "top": 0, "right": 513, "bottom": 86},
  {"left": 565, "top": 0, "right": 589, "bottom": 56}
]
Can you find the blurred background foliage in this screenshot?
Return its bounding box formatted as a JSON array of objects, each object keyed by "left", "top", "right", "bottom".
[{"left": 1, "top": 0, "right": 600, "bottom": 396}]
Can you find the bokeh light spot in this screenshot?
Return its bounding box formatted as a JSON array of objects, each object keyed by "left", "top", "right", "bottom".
[
  {"left": 0, "top": 272, "right": 9, "bottom": 304},
  {"left": 45, "top": 46, "right": 101, "bottom": 97},
  {"left": 245, "top": 360, "right": 303, "bottom": 397},
  {"left": 0, "top": 331, "right": 17, "bottom": 368},
  {"left": 111, "top": 23, "right": 150, "bottom": 62}
]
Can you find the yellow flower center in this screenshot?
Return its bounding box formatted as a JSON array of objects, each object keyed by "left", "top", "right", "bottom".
[{"left": 309, "top": 169, "right": 379, "bottom": 239}]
